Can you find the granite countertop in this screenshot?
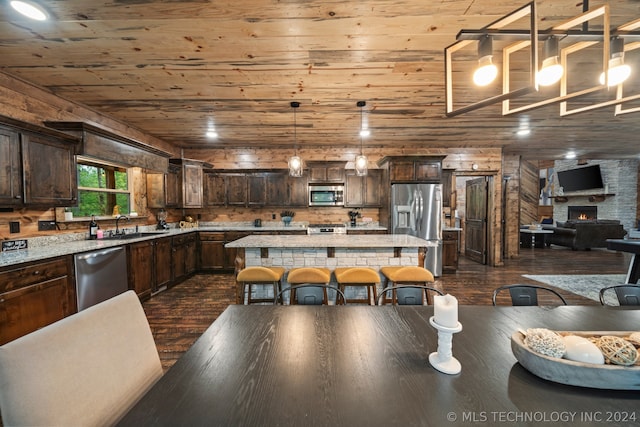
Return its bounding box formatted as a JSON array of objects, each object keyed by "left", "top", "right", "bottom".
[
  {"left": 0, "top": 221, "right": 388, "bottom": 268},
  {"left": 225, "top": 234, "right": 436, "bottom": 248}
]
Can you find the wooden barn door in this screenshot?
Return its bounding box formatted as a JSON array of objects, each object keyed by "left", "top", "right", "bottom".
[{"left": 465, "top": 177, "right": 488, "bottom": 264}]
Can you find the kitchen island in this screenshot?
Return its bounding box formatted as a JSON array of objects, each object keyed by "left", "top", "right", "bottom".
[
  {"left": 227, "top": 234, "right": 436, "bottom": 303},
  {"left": 226, "top": 234, "right": 435, "bottom": 268}
]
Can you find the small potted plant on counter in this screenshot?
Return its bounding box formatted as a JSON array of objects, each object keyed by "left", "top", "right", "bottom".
[{"left": 280, "top": 210, "right": 295, "bottom": 226}]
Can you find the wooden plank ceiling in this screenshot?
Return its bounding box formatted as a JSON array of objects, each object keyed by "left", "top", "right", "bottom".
[{"left": 0, "top": 0, "right": 638, "bottom": 160}]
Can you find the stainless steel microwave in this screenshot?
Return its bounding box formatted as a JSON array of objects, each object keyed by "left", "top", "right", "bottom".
[{"left": 308, "top": 185, "right": 344, "bottom": 206}]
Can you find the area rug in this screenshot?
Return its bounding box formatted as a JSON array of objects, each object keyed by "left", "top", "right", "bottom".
[{"left": 521, "top": 274, "right": 627, "bottom": 305}]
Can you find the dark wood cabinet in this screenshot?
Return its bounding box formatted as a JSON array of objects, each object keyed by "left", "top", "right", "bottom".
[
  {"left": 247, "top": 173, "right": 267, "bottom": 206},
  {"left": 345, "top": 169, "right": 383, "bottom": 207},
  {"left": 308, "top": 162, "right": 345, "bottom": 183},
  {"left": 346, "top": 229, "right": 386, "bottom": 235},
  {"left": 165, "top": 163, "right": 181, "bottom": 208},
  {"left": 147, "top": 163, "right": 182, "bottom": 208},
  {"left": 154, "top": 237, "right": 173, "bottom": 292},
  {"left": 266, "top": 171, "right": 308, "bottom": 207},
  {"left": 21, "top": 132, "right": 78, "bottom": 206},
  {"left": 166, "top": 159, "right": 206, "bottom": 208},
  {"left": 182, "top": 162, "right": 204, "bottom": 208},
  {"left": 0, "top": 126, "right": 22, "bottom": 206},
  {"left": 381, "top": 156, "right": 444, "bottom": 183},
  {"left": 441, "top": 169, "right": 455, "bottom": 208},
  {"left": 128, "top": 237, "right": 173, "bottom": 298},
  {"left": 198, "top": 232, "right": 227, "bottom": 271},
  {"left": 172, "top": 233, "right": 197, "bottom": 282},
  {"left": 0, "top": 119, "right": 78, "bottom": 208},
  {"left": 204, "top": 172, "right": 226, "bottom": 206},
  {"left": 443, "top": 229, "right": 460, "bottom": 272},
  {"left": 128, "top": 241, "right": 154, "bottom": 299},
  {"left": 226, "top": 174, "right": 247, "bottom": 206},
  {"left": 0, "top": 256, "right": 76, "bottom": 345}
]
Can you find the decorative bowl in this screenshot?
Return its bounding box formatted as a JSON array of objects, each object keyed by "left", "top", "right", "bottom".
[{"left": 511, "top": 330, "right": 640, "bottom": 390}]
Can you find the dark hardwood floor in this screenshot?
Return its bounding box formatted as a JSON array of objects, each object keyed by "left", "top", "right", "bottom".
[{"left": 143, "top": 246, "right": 631, "bottom": 371}]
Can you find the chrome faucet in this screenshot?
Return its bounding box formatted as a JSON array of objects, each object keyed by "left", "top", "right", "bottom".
[{"left": 115, "top": 215, "right": 130, "bottom": 235}]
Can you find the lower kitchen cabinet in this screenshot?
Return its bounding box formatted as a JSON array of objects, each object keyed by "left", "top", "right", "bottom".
[
  {"left": 172, "top": 233, "right": 197, "bottom": 282},
  {"left": 443, "top": 229, "right": 460, "bottom": 272},
  {"left": 0, "top": 256, "right": 75, "bottom": 345},
  {"left": 128, "top": 237, "right": 173, "bottom": 299},
  {"left": 347, "top": 229, "right": 386, "bottom": 235},
  {"left": 198, "top": 232, "right": 227, "bottom": 271}
]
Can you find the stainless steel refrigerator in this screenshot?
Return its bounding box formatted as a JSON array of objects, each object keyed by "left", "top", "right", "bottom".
[{"left": 391, "top": 183, "right": 443, "bottom": 276}]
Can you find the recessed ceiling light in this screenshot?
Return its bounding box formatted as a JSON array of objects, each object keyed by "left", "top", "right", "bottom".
[
  {"left": 205, "top": 130, "right": 218, "bottom": 139},
  {"left": 10, "top": 1, "right": 48, "bottom": 21},
  {"left": 516, "top": 129, "right": 530, "bottom": 137},
  {"left": 359, "top": 129, "right": 370, "bottom": 138},
  {"left": 565, "top": 151, "right": 577, "bottom": 159}
]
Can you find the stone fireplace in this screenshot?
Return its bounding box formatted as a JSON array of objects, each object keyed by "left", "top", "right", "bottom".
[{"left": 568, "top": 205, "right": 597, "bottom": 221}]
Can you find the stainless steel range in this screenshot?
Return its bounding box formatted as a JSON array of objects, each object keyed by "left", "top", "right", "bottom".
[{"left": 307, "top": 223, "right": 347, "bottom": 235}]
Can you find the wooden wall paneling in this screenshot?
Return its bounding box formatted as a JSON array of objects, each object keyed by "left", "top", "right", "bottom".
[
  {"left": 502, "top": 155, "right": 521, "bottom": 259},
  {"left": 519, "top": 160, "right": 540, "bottom": 226}
]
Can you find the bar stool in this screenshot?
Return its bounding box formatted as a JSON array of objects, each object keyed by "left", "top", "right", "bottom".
[
  {"left": 379, "top": 266, "right": 436, "bottom": 305},
  {"left": 334, "top": 267, "right": 380, "bottom": 305},
  {"left": 235, "top": 266, "right": 285, "bottom": 304},
  {"left": 286, "top": 267, "right": 332, "bottom": 305}
]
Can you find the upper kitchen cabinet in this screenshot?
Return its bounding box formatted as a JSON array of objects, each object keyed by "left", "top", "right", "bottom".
[
  {"left": 441, "top": 169, "right": 455, "bottom": 208},
  {"left": 0, "top": 117, "right": 79, "bottom": 208},
  {"left": 379, "top": 156, "right": 445, "bottom": 183},
  {"left": 22, "top": 132, "right": 78, "bottom": 206},
  {"left": 0, "top": 126, "right": 22, "bottom": 206},
  {"left": 203, "top": 171, "right": 226, "bottom": 207},
  {"left": 147, "top": 161, "right": 195, "bottom": 209},
  {"left": 345, "top": 169, "right": 383, "bottom": 207},
  {"left": 307, "top": 162, "right": 345, "bottom": 183},
  {"left": 168, "top": 158, "right": 210, "bottom": 209},
  {"left": 266, "top": 171, "right": 308, "bottom": 207},
  {"left": 247, "top": 173, "right": 267, "bottom": 206}
]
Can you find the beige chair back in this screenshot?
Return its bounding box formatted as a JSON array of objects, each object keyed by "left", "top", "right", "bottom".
[{"left": 0, "top": 290, "right": 162, "bottom": 427}]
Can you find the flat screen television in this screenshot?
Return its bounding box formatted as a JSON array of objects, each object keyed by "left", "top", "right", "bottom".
[{"left": 556, "top": 165, "right": 604, "bottom": 192}]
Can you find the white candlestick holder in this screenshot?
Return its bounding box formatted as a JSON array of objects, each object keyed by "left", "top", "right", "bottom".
[{"left": 429, "top": 316, "right": 463, "bottom": 375}]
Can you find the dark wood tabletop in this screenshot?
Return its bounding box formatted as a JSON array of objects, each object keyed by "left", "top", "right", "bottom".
[
  {"left": 607, "top": 239, "right": 640, "bottom": 284},
  {"left": 118, "top": 305, "right": 640, "bottom": 426}
]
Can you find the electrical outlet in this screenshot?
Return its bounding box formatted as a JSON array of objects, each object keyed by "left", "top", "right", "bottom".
[
  {"left": 38, "top": 220, "right": 57, "bottom": 231},
  {"left": 9, "top": 221, "right": 20, "bottom": 233}
]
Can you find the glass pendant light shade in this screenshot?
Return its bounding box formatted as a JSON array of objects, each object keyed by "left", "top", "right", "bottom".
[
  {"left": 288, "top": 155, "right": 303, "bottom": 177},
  {"left": 288, "top": 101, "right": 303, "bottom": 177},
  {"left": 355, "top": 155, "right": 368, "bottom": 176},
  {"left": 355, "top": 101, "right": 368, "bottom": 176}
]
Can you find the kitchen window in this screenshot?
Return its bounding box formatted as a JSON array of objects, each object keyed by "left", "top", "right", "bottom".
[{"left": 68, "top": 157, "right": 131, "bottom": 218}]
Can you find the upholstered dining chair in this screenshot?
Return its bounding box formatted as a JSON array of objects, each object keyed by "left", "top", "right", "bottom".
[
  {"left": 376, "top": 285, "right": 444, "bottom": 305},
  {"left": 598, "top": 284, "right": 640, "bottom": 306},
  {"left": 492, "top": 284, "right": 567, "bottom": 306},
  {"left": 0, "top": 290, "right": 163, "bottom": 427},
  {"left": 276, "top": 284, "right": 347, "bottom": 305}
]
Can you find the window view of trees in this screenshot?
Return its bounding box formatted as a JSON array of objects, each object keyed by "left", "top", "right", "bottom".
[{"left": 70, "top": 161, "right": 130, "bottom": 218}]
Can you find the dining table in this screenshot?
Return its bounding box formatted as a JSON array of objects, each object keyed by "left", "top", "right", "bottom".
[{"left": 118, "top": 305, "right": 640, "bottom": 426}]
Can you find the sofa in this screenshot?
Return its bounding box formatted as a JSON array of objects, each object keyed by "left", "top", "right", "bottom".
[{"left": 543, "top": 220, "right": 627, "bottom": 250}]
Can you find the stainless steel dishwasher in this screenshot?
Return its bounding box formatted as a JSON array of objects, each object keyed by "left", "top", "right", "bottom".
[{"left": 74, "top": 246, "right": 129, "bottom": 311}]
